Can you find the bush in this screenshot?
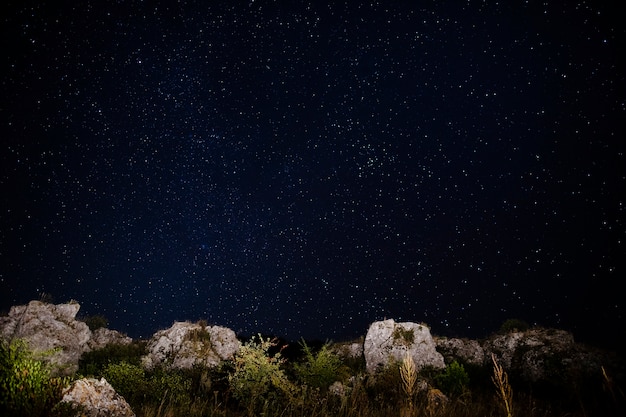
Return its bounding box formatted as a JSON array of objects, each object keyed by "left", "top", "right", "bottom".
[
  {"left": 102, "top": 361, "right": 147, "bottom": 405},
  {"left": 82, "top": 315, "right": 108, "bottom": 331},
  {"left": 499, "top": 318, "right": 530, "bottom": 333},
  {"left": 293, "top": 339, "right": 349, "bottom": 391},
  {"left": 77, "top": 341, "right": 146, "bottom": 376},
  {"left": 228, "top": 335, "right": 299, "bottom": 415},
  {"left": 434, "top": 360, "right": 470, "bottom": 397},
  {"left": 0, "top": 339, "right": 73, "bottom": 417}
]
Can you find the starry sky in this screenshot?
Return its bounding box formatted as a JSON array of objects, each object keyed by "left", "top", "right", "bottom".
[{"left": 1, "top": 1, "right": 624, "bottom": 349}]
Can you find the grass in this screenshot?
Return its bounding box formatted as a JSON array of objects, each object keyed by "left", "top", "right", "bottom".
[{"left": 2, "top": 336, "right": 624, "bottom": 417}]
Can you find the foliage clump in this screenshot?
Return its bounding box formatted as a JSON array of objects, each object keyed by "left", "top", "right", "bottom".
[
  {"left": 434, "top": 360, "right": 470, "bottom": 397},
  {"left": 78, "top": 341, "right": 146, "bottom": 377},
  {"left": 228, "top": 335, "right": 299, "bottom": 415},
  {"left": 81, "top": 315, "right": 108, "bottom": 331},
  {"left": 499, "top": 319, "right": 530, "bottom": 334},
  {"left": 292, "top": 339, "right": 349, "bottom": 391},
  {"left": 392, "top": 326, "right": 415, "bottom": 346},
  {"left": 0, "top": 339, "right": 73, "bottom": 417}
]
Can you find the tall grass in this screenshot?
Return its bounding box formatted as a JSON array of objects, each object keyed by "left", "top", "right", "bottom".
[{"left": 2, "top": 337, "right": 622, "bottom": 417}]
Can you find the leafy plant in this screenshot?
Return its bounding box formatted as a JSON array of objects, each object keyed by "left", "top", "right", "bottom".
[
  {"left": 293, "top": 339, "right": 349, "bottom": 391},
  {"left": 82, "top": 315, "right": 109, "bottom": 331},
  {"left": 434, "top": 360, "right": 470, "bottom": 397},
  {"left": 228, "top": 334, "right": 299, "bottom": 415},
  {"left": 499, "top": 319, "right": 530, "bottom": 334},
  {"left": 0, "top": 339, "right": 73, "bottom": 417},
  {"left": 78, "top": 341, "right": 146, "bottom": 376}
]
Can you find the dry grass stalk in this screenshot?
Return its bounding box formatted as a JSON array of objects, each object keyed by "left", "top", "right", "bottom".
[
  {"left": 491, "top": 353, "right": 513, "bottom": 417},
  {"left": 400, "top": 353, "right": 417, "bottom": 416}
]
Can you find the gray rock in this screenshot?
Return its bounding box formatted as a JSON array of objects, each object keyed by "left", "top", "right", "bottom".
[
  {"left": 0, "top": 300, "right": 91, "bottom": 375},
  {"left": 363, "top": 319, "right": 445, "bottom": 374},
  {"left": 61, "top": 377, "right": 135, "bottom": 417},
  {"left": 435, "top": 336, "right": 484, "bottom": 366},
  {"left": 142, "top": 321, "right": 240, "bottom": 369},
  {"left": 88, "top": 328, "right": 133, "bottom": 351}
]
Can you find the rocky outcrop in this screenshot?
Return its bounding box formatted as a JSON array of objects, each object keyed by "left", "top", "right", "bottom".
[
  {"left": 333, "top": 340, "right": 363, "bottom": 360},
  {"left": 61, "top": 377, "right": 135, "bottom": 417},
  {"left": 363, "top": 319, "right": 445, "bottom": 373},
  {"left": 482, "top": 328, "right": 609, "bottom": 383},
  {"left": 435, "top": 336, "right": 484, "bottom": 366},
  {"left": 88, "top": 327, "right": 133, "bottom": 351},
  {"left": 0, "top": 300, "right": 91, "bottom": 375},
  {"left": 435, "top": 328, "right": 620, "bottom": 386},
  {"left": 142, "top": 321, "right": 240, "bottom": 370}
]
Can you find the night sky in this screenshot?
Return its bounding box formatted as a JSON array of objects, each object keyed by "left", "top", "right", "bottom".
[{"left": 1, "top": 1, "right": 624, "bottom": 349}]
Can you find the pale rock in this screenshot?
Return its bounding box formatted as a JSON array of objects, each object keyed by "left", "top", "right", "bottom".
[
  {"left": 88, "top": 327, "right": 133, "bottom": 351},
  {"left": 363, "top": 319, "right": 445, "bottom": 374},
  {"left": 0, "top": 300, "right": 91, "bottom": 375},
  {"left": 435, "top": 336, "right": 484, "bottom": 366},
  {"left": 61, "top": 377, "right": 135, "bottom": 417},
  {"left": 143, "top": 321, "right": 240, "bottom": 369},
  {"left": 333, "top": 341, "right": 363, "bottom": 360}
]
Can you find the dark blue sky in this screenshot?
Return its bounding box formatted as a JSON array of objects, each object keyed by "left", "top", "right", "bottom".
[{"left": 1, "top": 1, "right": 624, "bottom": 349}]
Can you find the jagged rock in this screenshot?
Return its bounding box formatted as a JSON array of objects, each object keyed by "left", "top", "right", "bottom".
[
  {"left": 363, "top": 319, "right": 445, "bottom": 374},
  {"left": 333, "top": 340, "right": 363, "bottom": 360},
  {"left": 0, "top": 300, "right": 91, "bottom": 375},
  {"left": 435, "top": 336, "right": 484, "bottom": 366},
  {"left": 142, "top": 321, "right": 240, "bottom": 369},
  {"left": 61, "top": 377, "right": 135, "bottom": 417},
  {"left": 482, "top": 328, "right": 608, "bottom": 383},
  {"left": 88, "top": 328, "right": 133, "bottom": 351}
]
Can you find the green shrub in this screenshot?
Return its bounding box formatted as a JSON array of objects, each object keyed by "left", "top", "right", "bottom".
[
  {"left": 102, "top": 361, "right": 147, "bottom": 404},
  {"left": 434, "top": 360, "right": 470, "bottom": 397},
  {"left": 0, "top": 339, "right": 73, "bottom": 417},
  {"left": 82, "top": 315, "right": 109, "bottom": 331},
  {"left": 78, "top": 341, "right": 146, "bottom": 377},
  {"left": 293, "top": 340, "right": 349, "bottom": 391},
  {"left": 228, "top": 335, "right": 299, "bottom": 415},
  {"left": 499, "top": 318, "right": 530, "bottom": 333}
]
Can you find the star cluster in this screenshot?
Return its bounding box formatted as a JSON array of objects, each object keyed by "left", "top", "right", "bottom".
[{"left": 1, "top": 1, "right": 624, "bottom": 347}]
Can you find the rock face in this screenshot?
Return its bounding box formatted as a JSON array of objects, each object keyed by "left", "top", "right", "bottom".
[
  {"left": 435, "top": 328, "right": 618, "bottom": 386},
  {"left": 142, "top": 321, "right": 240, "bottom": 369},
  {"left": 88, "top": 327, "right": 133, "bottom": 351},
  {"left": 435, "top": 337, "right": 485, "bottom": 366},
  {"left": 0, "top": 301, "right": 133, "bottom": 375},
  {"left": 0, "top": 300, "right": 91, "bottom": 375},
  {"left": 363, "top": 319, "right": 445, "bottom": 373},
  {"left": 61, "top": 377, "right": 135, "bottom": 417}
]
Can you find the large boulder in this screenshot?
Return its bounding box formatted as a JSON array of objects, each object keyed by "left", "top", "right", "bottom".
[
  {"left": 363, "top": 319, "right": 445, "bottom": 373},
  {"left": 482, "top": 328, "right": 610, "bottom": 383},
  {"left": 0, "top": 300, "right": 92, "bottom": 375},
  {"left": 142, "top": 321, "right": 240, "bottom": 370},
  {"left": 61, "top": 377, "right": 135, "bottom": 417}
]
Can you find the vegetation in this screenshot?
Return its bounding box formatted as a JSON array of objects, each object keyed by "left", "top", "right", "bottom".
[
  {"left": 499, "top": 319, "right": 530, "bottom": 334},
  {"left": 0, "top": 339, "right": 74, "bottom": 417},
  {"left": 1, "top": 331, "right": 624, "bottom": 417},
  {"left": 81, "top": 315, "right": 109, "bottom": 332}
]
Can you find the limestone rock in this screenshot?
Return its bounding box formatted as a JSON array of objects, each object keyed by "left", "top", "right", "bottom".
[
  {"left": 88, "top": 327, "right": 133, "bottom": 351},
  {"left": 363, "top": 319, "right": 445, "bottom": 373},
  {"left": 435, "top": 336, "right": 484, "bottom": 366},
  {"left": 0, "top": 300, "right": 91, "bottom": 375},
  {"left": 142, "top": 321, "right": 240, "bottom": 369},
  {"left": 61, "top": 377, "right": 135, "bottom": 417},
  {"left": 483, "top": 328, "right": 602, "bottom": 383},
  {"left": 333, "top": 341, "right": 363, "bottom": 360}
]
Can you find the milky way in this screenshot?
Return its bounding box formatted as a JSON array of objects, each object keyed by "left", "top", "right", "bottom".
[{"left": 1, "top": 1, "right": 624, "bottom": 348}]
